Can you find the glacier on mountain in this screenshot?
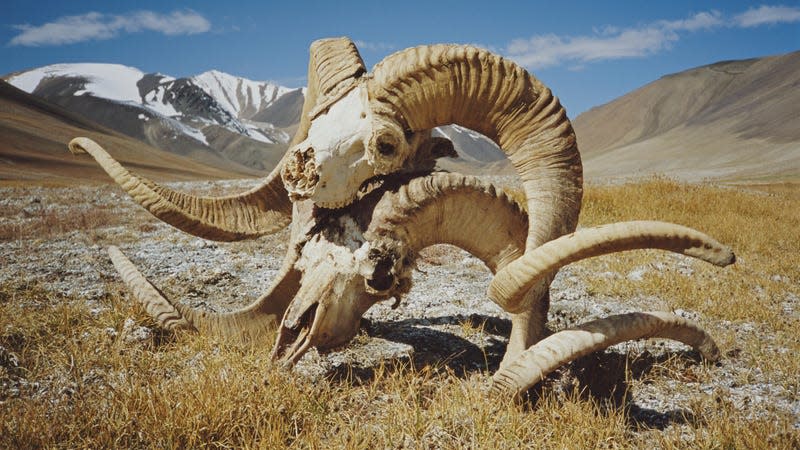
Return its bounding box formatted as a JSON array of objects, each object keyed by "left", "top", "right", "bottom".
[{"left": 7, "top": 63, "right": 294, "bottom": 147}]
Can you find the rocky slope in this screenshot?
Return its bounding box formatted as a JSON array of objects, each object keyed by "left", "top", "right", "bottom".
[
  {"left": 0, "top": 80, "right": 257, "bottom": 183},
  {"left": 573, "top": 51, "right": 800, "bottom": 182}
]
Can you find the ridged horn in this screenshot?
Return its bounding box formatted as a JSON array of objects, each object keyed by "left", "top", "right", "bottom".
[
  {"left": 367, "top": 45, "right": 583, "bottom": 310},
  {"left": 305, "top": 37, "right": 366, "bottom": 120},
  {"left": 491, "top": 311, "right": 720, "bottom": 397},
  {"left": 69, "top": 38, "right": 366, "bottom": 241},
  {"left": 488, "top": 221, "right": 735, "bottom": 312},
  {"left": 366, "top": 173, "right": 548, "bottom": 357},
  {"left": 109, "top": 245, "right": 191, "bottom": 330},
  {"left": 367, "top": 172, "right": 528, "bottom": 271},
  {"left": 70, "top": 137, "right": 291, "bottom": 241},
  {"left": 108, "top": 246, "right": 300, "bottom": 340}
]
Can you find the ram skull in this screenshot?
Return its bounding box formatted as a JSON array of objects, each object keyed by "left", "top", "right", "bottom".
[{"left": 68, "top": 37, "right": 735, "bottom": 397}]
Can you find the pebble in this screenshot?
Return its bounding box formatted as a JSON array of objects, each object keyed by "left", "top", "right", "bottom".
[{"left": 1, "top": 179, "right": 797, "bottom": 429}]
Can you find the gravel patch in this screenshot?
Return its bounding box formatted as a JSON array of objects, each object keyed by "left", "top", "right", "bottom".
[{"left": 1, "top": 179, "right": 797, "bottom": 430}]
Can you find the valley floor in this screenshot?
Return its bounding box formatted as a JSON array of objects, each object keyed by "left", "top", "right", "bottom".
[{"left": 1, "top": 177, "right": 798, "bottom": 448}]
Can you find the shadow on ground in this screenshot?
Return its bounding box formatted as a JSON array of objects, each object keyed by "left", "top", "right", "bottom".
[{"left": 323, "top": 314, "right": 709, "bottom": 430}]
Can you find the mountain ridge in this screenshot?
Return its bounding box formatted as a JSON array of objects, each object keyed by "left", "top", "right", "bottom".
[
  {"left": 0, "top": 80, "right": 258, "bottom": 183},
  {"left": 3, "top": 51, "right": 798, "bottom": 184},
  {"left": 5, "top": 63, "right": 295, "bottom": 171},
  {"left": 572, "top": 51, "right": 800, "bottom": 182}
]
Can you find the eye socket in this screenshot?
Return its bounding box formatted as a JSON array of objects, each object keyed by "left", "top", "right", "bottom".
[{"left": 377, "top": 141, "right": 396, "bottom": 156}]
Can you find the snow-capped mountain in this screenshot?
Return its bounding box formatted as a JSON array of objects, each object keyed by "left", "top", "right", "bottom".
[
  {"left": 5, "top": 63, "right": 506, "bottom": 174},
  {"left": 192, "top": 70, "right": 293, "bottom": 120},
  {"left": 5, "top": 63, "right": 303, "bottom": 170},
  {"left": 7, "top": 63, "right": 295, "bottom": 146}
]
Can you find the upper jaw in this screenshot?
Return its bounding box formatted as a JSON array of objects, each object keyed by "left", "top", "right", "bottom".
[
  {"left": 271, "top": 300, "right": 319, "bottom": 366},
  {"left": 271, "top": 260, "right": 376, "bottom": 366},
  {"left": 271, "top": 296, "right": 370, "bottom": 367}
]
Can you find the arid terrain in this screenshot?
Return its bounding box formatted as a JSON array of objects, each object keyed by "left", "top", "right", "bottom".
[
  {"left": 573, "top": 51, "right": 800, "bottom": 183},
  {"left": 1, "top": 176, "right": 798, "bottom": 448},
  {"left": 1, "top": 48, "right": 799, "bottom": 447}
]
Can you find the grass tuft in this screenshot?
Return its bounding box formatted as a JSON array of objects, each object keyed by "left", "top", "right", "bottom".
[{"left": 2, "top": 178, "right": 799, "bottom": 447}]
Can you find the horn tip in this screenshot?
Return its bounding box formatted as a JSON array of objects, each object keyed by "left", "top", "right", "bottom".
[
  {"left": 685, "top": 245, "right": 736, "bottom": 267},
  {"left": 68, "top": 137, "right": 90, "bottom": 155}
]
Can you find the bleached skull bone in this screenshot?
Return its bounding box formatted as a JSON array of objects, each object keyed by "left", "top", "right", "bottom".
[
  {"left": 272, "top": 214, "right": 412, "bottom": 365},
  {"left": 280, "top": 85, "right": 429, "bottom": 209},
  {"left": 71, "top": 38, "right": 736, "bottom": 399}
]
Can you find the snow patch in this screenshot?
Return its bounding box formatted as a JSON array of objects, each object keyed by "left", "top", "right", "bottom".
[
  {"left": 8, "top": 63, "right": 144, "bottom": 103},
  {"left": 442, "top": 124, "right": 491, "bottom": 142},
  {"left": 192, "top": 70, "right": 293, "bottom": 118},
  {"left": 243, "top": 125, "right": 274, "bottom": 144},
  {"left": 143, "top": 87, "right": 182, "bottom": 117},
  {"left": 174, "top": 121, "right": 208, "bottom": 146},
  {"left": 8, "top": 63, "right": 182, "bottom": 119}
]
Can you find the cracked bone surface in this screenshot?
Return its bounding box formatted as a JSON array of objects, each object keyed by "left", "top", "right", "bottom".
[{"left": 71, "top": 37, "right": 736, "bottom": 399}]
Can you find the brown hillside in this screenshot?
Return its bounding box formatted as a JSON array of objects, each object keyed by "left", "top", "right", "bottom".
[
  {"left": 0, "top": 81, "right": 259, "bottom": 185},
  {"left": 573, "top": 51, "right": 800, "bottom": 182}
]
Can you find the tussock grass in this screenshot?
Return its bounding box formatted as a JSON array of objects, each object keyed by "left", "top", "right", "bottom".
[
  {"left": 0, "top": 204, "right": 119, "bottom": 241},
  {"left": 2, "top": 178, "right": 799, "bottom": 448},
  {"left": 0, "top": 184, "right": 149, "bottom": 241},
  {"left": 575, "top": 178, "right": 800, "bottom": 393}
]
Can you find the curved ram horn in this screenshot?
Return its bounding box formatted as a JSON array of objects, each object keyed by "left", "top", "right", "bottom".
[
  {"left": 70, "top": 137, "right": 292, "bottom": 241},
  {"left": 367, "top": 172, "right": 528, "bottom": 272},
  {"left": 70, "top": 37, "right": 366, "bottom": 241},
  {"left": 366, "top": 45, "right": 583, "bottom": 310},
  {"left": 491, "top": 311, "right": 721, "bottom": 397},
  {"left": 305, "top": 37, "right": 367, "bottom": 121},
  {"left": 367, "top": 175, "right": 733, "bottom": 365},
  {"left": 109, "top": 245, "right": 300, "bottom": 341},
  {"left": 366, "top": 172, "right": 544, "bottom": 361},
  {"left": 109, "top": 245, "right": 191, "bottom": 330},
  {"left": 487, "top": 221, "right": 735, "bottom": 312}
]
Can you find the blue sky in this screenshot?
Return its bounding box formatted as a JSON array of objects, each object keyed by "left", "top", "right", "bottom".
[{"left": 1, "top": 1, "right": 798, "bottom": 115}]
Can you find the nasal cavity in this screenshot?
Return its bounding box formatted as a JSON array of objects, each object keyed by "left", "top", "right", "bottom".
[
  {"left": 282, "top": 147, "right": 319, "bottom": 196},
  {"left": 367, "top": 257, "right": 395, "bottom": 292}
]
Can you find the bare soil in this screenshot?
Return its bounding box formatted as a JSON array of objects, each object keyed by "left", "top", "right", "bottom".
[{"left": 1, "top": 178, "right": 797, "bottom": 444}]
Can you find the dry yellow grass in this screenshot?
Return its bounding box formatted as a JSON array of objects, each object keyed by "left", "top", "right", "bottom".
[
  {"left": 0, "top": 202, "right": 119, "bottom": 241},
  {"left": 575, "top": 178, "right": 800, "bottom": 393},
  {"left": 2, "top": 178, "right": 799, "bottom": 448}
]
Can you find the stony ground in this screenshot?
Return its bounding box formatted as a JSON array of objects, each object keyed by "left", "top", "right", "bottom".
[{"left": 1, "top": 178, "right": 798, "bottom": 438}]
